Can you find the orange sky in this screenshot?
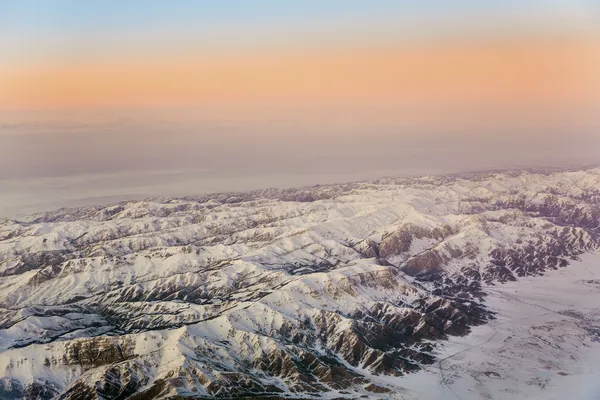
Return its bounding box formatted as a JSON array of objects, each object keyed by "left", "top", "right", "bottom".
[{"left": 2, "top": 36, "right": 599, "bottom": 116}]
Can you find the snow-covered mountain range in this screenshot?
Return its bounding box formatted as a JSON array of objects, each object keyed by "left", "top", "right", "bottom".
[{"left": 1, "top": 167, "right": 599, "bottom": 399}]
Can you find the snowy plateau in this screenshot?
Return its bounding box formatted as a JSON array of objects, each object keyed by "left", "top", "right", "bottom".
[{"left": 1, "top": 167, "right": 600, "bottom": 399}]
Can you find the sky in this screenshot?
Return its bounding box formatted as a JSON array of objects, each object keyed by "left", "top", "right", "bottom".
[
  {"left": 2, "top": 1, "right": 599, "bottom": 112},
  {"left": 0, "top": 1, "right": 600, "bottom": 216}
]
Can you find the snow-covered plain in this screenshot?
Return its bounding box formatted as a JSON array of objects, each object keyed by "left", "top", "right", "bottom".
[{"left": 395, "top": 252, "right": 600, "bottom": 400}]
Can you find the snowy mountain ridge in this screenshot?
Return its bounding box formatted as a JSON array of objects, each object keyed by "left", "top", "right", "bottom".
[{"left": 0, "top": 167, "right": 599, "bottom": 399}]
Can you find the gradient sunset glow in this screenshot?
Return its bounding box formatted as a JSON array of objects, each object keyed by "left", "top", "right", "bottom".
[{"left": 2, "top": 1, "right": 599, "bottom": 114}]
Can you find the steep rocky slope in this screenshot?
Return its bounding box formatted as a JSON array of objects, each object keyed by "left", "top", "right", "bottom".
[{"left": 0, "top": 167, "right": 599, "bottom": 399}]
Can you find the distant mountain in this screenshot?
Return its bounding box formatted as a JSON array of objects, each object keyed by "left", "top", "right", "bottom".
[{"left": 1, "top": 167, "right": 599, "bottom": 399}]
